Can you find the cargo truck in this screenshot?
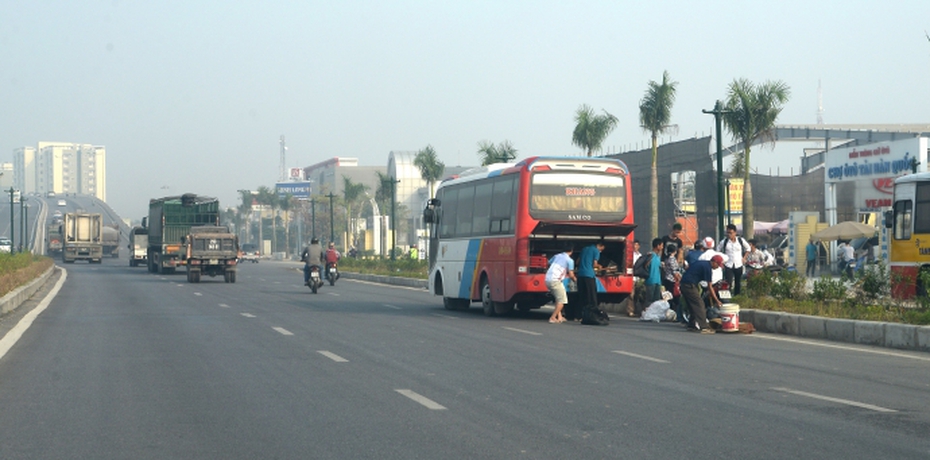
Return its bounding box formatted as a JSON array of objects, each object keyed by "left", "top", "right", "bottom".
[
  {"left": 46, "top": 223, "right": 63, "bottom": 257},
  {"left": 102, "top": 224, "right": 121, "bottom": 258},
  {"left": 62, "top": 212, "right": 104, "bottom": 263},
  {"left": 184, "top": 226, "right": 239, "bottom": 283},
  {"left": 147, "top": 194, "right": 220, "bottom": 274},
  {"left": 128, "top": 226, "right": 148, "bottom": 267}
]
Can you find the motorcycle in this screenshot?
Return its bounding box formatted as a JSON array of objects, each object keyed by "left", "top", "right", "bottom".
[
  {"left": 307, "top": 265, "right": 324, "bottom": 294},
  {"left": 326, "top": 262, "right": 338, "bottom": 286}
]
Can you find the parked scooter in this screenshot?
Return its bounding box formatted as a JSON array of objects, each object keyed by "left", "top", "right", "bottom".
[
  {"left": 326, "top": 261, "right": 338, "bottom": 286},
  {"left": 307, "top": 265, "right": 324, "bottom": 294}
]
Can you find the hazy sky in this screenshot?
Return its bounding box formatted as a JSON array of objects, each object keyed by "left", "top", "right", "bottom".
[{"left": 2, "top": 0, "right": 929, "bottom": 219}]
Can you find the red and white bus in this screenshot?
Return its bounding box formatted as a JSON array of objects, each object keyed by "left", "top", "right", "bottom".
[{"left": 422, "top": 156, "right": 636, "bottom": 315}]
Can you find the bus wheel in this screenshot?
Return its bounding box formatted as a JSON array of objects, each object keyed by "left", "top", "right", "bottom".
[
  {"left": 481, "top": 279, "right": 499, "bottom": 317},
  {"left": 443, "top": 296, "right": 469, "bottom": 310}
]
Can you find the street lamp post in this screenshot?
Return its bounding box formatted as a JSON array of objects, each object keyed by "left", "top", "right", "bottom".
[
  {"left": 23, "top": 203, "right": 28, "bottom": 253},
  {"left": 702, "top": 100, "right": 732, "bottom": 241},
  {"left": 311, "top": 198, "right": 316, "bottom": 240}
]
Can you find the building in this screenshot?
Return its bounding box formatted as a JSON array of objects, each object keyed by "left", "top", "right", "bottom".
[
  {"left": 13, "top": 142, "right": 106, "bottom": 200},
  {"left": 302, "top": 157, "right": 385, "bottom": 198}
]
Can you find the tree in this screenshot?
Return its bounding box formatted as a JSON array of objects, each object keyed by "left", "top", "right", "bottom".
[
  {"left": 639, "top": 70, "right": 678, "bottom": 240},
  {"left": 374, "top": 170, "right": 394, "bottom": 215},
  {"left": 278, "top": 194, "right": 296, "bottom": 257},
  {"left": 414, "top": 144, "right": 445, "bottom": 199},
  {"left": 255, "top": 186, "right": 277, "bottom": 253},
  {"left": 572, "top": 104, "right": 617, "bottom": 157},
  {"left": 342, "top": 176, "right": 369, "bottom": 250},
  {"left": 477, "top": 140, "right": 518, "bottom": 166},
  {"left": 722, "top": 78, "right": 791, "bottom": 238},
  {"left": 237, "top": 190, "right": 254, "bottom": 244}
]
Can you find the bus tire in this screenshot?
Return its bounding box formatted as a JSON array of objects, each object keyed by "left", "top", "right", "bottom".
[
  {"left": 481, "top": 279, "right": 497, "bottom": 316},
  {"left": 443, "top": 296, "right": 469, "bottom": 310}
]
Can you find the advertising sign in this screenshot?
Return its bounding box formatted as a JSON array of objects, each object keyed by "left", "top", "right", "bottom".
[
  {"left": 276, "top": 182, "right": 311, "bottom": 199},
  {"left": 289, "top": 167, "right": 304, "bottom": 181},
  {"left": 824, "top": 137, "right": 928, "bottom": 211}
]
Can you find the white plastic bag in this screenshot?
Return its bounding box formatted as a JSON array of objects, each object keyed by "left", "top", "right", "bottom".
[{"left": 641, "top": 300, "right": 672, "bottom": 322}]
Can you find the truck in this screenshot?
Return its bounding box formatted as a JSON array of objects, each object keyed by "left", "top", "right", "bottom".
[
  {"left": 102, "top": 224, "right": 121, "bottom": 258},
  {"left": 128, "top": 226, "right": 148, "bottom": 267},
  {"left": 184, "top": 225, "right": 239, "bottom": 283},
  {"left": 147, "top": 193, "right": 221, "bottom": 274},
  {"left": 46, "top": 223, "right": 63, "bottom": 257},
  {"left": 62, "top": 212, "right": 104, "bottom": 263}
]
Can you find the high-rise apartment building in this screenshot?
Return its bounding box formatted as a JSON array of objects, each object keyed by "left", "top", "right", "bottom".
[{"left": 14, "top": 142, "right": 106, "bottom": 200}]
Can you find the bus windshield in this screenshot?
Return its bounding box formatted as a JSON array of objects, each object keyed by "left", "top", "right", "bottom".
[{"left": 529, "top": 172, "right": 626, "bottom": 220}]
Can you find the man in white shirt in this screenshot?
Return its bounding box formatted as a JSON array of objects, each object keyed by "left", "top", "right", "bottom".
[
  {"left": 716, "top": 224, "right": 750, "bottom": 295},
  {"left": 545, "top": 245, "right": 576, "bottom": 324}
]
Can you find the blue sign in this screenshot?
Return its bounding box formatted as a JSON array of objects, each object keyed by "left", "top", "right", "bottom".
[{"left": 276, "top": 182, "right": 311, "bottom": 199}]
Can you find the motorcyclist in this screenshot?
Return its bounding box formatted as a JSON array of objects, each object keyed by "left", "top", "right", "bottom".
[
  {"left": 301, "top": 238, "right": 325, "bottom": 286},
  {"left": 325, "top": 242, "right": 341, "bottom": 280}
]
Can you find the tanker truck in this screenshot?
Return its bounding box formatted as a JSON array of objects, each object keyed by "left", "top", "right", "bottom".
[
  {"left": 102, "top": 224, "right": 121, "bottom": 258},
  {"left": 62, "top": 212, "right": 104, "bottom": 263}
]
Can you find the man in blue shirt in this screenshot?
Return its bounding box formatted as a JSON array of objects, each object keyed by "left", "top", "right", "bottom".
[
  {"left": 573, "top": 241, "right": 605, "bottom": 322},
  {"left": 680, "top": 254, "right": 725, "bottom": 334},
  {"left": 644, "top": 238, "right": 665, "bottom": 305},
  {"left": 805, "top": 238, "right": 818, "bottom": 277}
]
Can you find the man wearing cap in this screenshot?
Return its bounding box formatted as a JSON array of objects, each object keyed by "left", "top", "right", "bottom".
[{"left": 679, "top": 254, "right": 725, "bottom": 334}]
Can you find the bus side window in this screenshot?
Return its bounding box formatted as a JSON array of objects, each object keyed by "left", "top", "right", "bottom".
[{"left": 894, "top": 200, "right": 911, "bottom": 240}]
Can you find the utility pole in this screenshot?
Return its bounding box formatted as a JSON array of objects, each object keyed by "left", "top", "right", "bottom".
[
  {"left": 23, "top": 202, "right": 28, "bottom": 253},
  {"left": 311, "top": 198, "right": 316, "bottom": 240},
  {"left": 391, "top": 179, "right": 400, "bottom": 260},
  {"left": 702, "top": 100, "right": 732, "bottom": 241},
  {"left": 326, "top": 192, "right": 336, "bottom": 245},
  {"left": 19, "top": 197, "right": 26, "bottom": 252},
  {"left": 8, "top": 188, "right": 14, "bottom": 252}
]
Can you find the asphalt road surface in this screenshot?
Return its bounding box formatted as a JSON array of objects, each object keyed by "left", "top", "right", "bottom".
[{"left": 0, "top": 260, "right": 928, "bottom": 459}]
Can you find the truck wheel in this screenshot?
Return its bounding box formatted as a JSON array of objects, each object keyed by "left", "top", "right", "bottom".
[
  {"left": 224, "top": 271, "right": 231, "bottom": 283},
  {"left": 192, "top": 271, "right": 201, "bottom": 283},
  {"left": 130, "top": 259, "right": 136, "bottom": 267},
  {"left": 229, "top": 271, "right": 236, "bottom": 283}
]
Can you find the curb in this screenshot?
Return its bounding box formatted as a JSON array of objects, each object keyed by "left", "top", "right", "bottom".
[
  {"left": 339, "top": 272, "right": 428, "bottom": 289},
  {"left": 741, "top": 309, "right": 930, "bottom": 353},
  {"left": 0, "top": 265, "right": 56, "bottom": 316}
]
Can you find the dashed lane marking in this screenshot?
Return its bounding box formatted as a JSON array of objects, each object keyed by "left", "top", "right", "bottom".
[
  {"left": 328, "top": 292, "right": 340, "bottom": 296},
  {"left": 219, "top": 303, "right": 230, "bottom": 308},
  {"left": 241, "top": 313, "right": 256, "bottom": 318},
  {"left": 395, "top": 389, "right": 447, "bottom": 410},
  {"left": 612, "top": 351, "right": 670, "bottom": 363},
  {"left": 383, "top": 304, "right": 401, "bottom": 310},
  {"left": 503, "top": 327, "right": 542, "bottom": 336},
  {"left": 273, "top": 327, "right": 294, "bottom": 336},
  {"left": 194, "top": 292, "right": 202, "bottom": 296},
  {"left": 318, "top": 351, "right": 349, "bottom": 362},
  {"left": 771, "top": 387, "right": 897, "bottom": 413},
  {"left": 431, "top": 314, "right": 458, "bottom": 319}
]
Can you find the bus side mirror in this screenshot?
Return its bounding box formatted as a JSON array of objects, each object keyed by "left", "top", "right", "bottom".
[
  {"left": 883, "top": 210, "right": 893, "bottom": 228},
  {"left": 423, "top": 198, "right": 441, "bottom": 224}
]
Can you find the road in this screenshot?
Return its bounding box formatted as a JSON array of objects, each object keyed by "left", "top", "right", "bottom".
[{"left": 0, "top": 259, "right": 928, "bottom": 459}]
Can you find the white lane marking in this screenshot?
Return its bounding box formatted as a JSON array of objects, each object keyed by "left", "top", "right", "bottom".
[
  {"left": 328, "top": 292, "right": 340, "bottom": 296},
  {"left": 160, "top": 277, "right": 168, "bottom": 281},
  {"left": 0, "top": 269, "right": 68, "bottom": 361},
  {"left": 218, "top": 303, "right": 230, "bottom": 308},
  {"left": 395, "top": 389, "right": 447, "bottom": 410},
  {"left": 347, "top": 279, "right": 426, "bottom": 292},
  {"left": 176, "top": 284, "right": 184, "bottom": 287},
  {"left": 771, "top": 387, "right": 897, "bottom": 413},
  {"left": 241, "top": 313, "right": 256, "bottom": 318},
  {"left": 503, "top": 327, "right": 542, "bottom": 336},
  {"left": 751, "top": 334, "right": 930, "bottom": 362},
  {"left": 432, "top": 314, "right": 458, "bottom": 319},
  {"left": 194, "top": 292, "right": 202, "bottom": 296},
  {"left": 383, "top": 304, "right": 401, "bottom": 310},
  {"left": 612, "top": 351, "right": 670, "bottom": 363},
  {"left": 273, "top": 327, "right": 294, "bottom": 336},
  {"left": 318, "top": 351, "right": 349, "bottom": 362}
]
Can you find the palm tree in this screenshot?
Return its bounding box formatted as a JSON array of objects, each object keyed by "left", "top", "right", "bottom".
[
  {"left": 278, "top": 194, "right": 295, "bottom": 257},
  {"left": 414, "top": 145, "right": 445, "bottom": 200},
  {"left": 477, "top": 140, "right": 518, "bottom": 166},
  {"left": 374, "top": 170, "right": 394, "bottom": 214},
  {"left": 572, "top": 104, "right": 617, "bottom": 157},
  {"left": 342, "top": 176, "right": 369, "bottom": 250},
  {"left": 255, "top": 186, "right": 277, "bottom": 253},
  {"left": 722, "top": 78, "right": 791, "bottom": 238},
  {"left": 238, "top": 190, "right": 254, "bottom": 244},
  {"left": 639, "top": 70, "right": 678, "bottom": 240}
]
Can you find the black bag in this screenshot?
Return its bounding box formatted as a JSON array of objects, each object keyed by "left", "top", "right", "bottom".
[
  {"left": 633, "top": 254, "right": 651, "bottom": 278},
  {"left": 581, "top": 305, "right": 609, "bottom": 326}
]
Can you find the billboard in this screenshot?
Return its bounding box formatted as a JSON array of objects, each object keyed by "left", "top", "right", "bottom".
[
  {"left": 276, "top": 182, "right": 311, "bottom": 199},
  {"left": 824, "top": 137, "right": 928, "bottom": 211}
]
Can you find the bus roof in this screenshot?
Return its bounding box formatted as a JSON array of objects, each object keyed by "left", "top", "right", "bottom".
[
  {"left": 438, "top": 156, "right": 630, "bottom": 188},
  {"left": 894, "top": 172, "right": 930, "bottom": 185}
]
